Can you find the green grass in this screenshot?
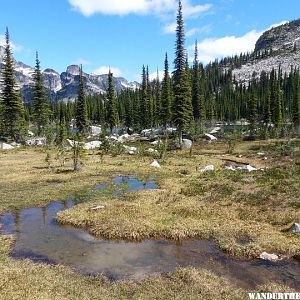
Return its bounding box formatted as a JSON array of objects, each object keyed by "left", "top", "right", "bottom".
[{"left": 0, "top": 138, "right": 299, "bottom": 299}]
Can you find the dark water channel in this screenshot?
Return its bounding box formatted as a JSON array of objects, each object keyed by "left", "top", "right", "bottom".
[{"left": 1, "top": 176, "right": 300, "bottom": 289}]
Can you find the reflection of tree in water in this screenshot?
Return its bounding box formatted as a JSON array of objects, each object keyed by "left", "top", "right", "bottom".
[
  {"left": 13, "top": 210, "right": 20, "bottom": 239},
  {"left": 42, "top": 206, "right": 47, "bottom": 225}
]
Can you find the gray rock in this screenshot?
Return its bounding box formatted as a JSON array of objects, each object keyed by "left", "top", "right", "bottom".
[
  {"left": 0, "top": 142, "right": 14, "bottom": 150},
  {"left": 26, "top": 137, "right": 46, "bottom": 146},
  {"left": 181, "top": 139, "right": 192, "bottom": 149},
  {"left": 151, "top": 160, "right": 161, "bottom": 168},
  {"left": 90, "top": 126, "right": 101, "bottom": 136},
  {"left": 199, "top": 165, "right": 215, "bottom": 173},
  {"left": 259, "top": 252, "right": 280, "bottom": 262},
  {"left": 289, "top": 223, "right": 300, "bottom": 233}
]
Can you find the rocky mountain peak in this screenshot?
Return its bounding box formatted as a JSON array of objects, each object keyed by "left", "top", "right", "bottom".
[
  {"left": 231, "top": 19, "right": 300, "bottom": 84},
  {"left": 255, "top": 19, "right": 300, "bottom": 53},
  {"left": 66, "top": 65, "right": 80, "bottom": 76}
]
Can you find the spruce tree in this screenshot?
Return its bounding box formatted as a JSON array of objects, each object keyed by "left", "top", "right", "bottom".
[
  {"left": 153, "top": 69, "right": 161, "bottom": 127},
  {"left": 31, "top": 51, "right": 50, "bottom": 135},
  {"left": 75, "top": 65, "right": 87, "bottom": 133},
  {"left": 107, "top": 69, "right": 119, "bottom": 133},
  {"left": 0, "top": 28, "right": 25, "bottom": 140},
  {"left": 161, "top": 53, "right": 172, "bottom": 128},
  {"left": 192, "top": 41, "right": 201, "bottom": 122},
  {"left": 172, "top": 0, "right": 193, "bottom": 144},
  {"left": 293, "top": 74, "right": 300, "bottom": 128}
]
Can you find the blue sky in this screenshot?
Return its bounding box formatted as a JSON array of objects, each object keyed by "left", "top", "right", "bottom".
[{"left": 0, "top": 0, "right": 299, "bottom": 82}]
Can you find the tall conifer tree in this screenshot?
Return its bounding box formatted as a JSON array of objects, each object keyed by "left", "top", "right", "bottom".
[
  {"left": 172, "top": 0, "right": 193, "bottom": 144},
  {"left": 75, "top": 65, "right": 87, "bottom": 133},
  {"left": 31, "top": 51, "right": 50, "bottom": 135},
  {"left": 0, "top": 28, "right": 25, "bottom": 140},
  {"left": 161, "top": 53, "right": 172, "bottom": 128},
  {"left": 107, "top": 69, "right": 119, "bottom": 133}
]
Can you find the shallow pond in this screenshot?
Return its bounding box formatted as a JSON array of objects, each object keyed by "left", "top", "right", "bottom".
[{"left": 1, "top": 176, "right": 300, "bottom": 289}]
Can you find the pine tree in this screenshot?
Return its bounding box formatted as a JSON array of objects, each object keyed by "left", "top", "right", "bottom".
[
  {"left": 140, "top": 65, "right": 150, "bottom": 128},
  {"left": 161, "top": 53, "right": 172, "bottom": 128},
  {"left": 248, "top": 83, "right": 258, "bottom": 136},
  {"left": 75, "top": 65, "right": 87, "bottom": 133},
  {"left": 172, "top": 0, "right": 193, "bottom": 144},
  {"left": 107, "top": 69, "right": 119, "bottom": 133},
  {"left": 293, "top": 74, "right": 300, "bottom": 128},
  {"left": 31, "top": 51, "right": 50, "bottom": 135},
  {"left": 192, "top": 41, "right": 201, "bottom": 122},
  {"left": 153, "top": 69, "right": 161, "bottom": 126},
  {"left": 0, "top": 28, "right": 25, "bottom": 140}
]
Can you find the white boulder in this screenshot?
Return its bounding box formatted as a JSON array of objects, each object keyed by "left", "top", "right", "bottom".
[
  {"left": 123, "top": 145, "right": 137, "bottom": 154},
  {"left": 204, "top": 133, "right": 217, "bottom": 141},
  {"left": 150, "top": 140, "right": 159, "bottom": 146},
  {"left": 209, "top": 127, "right": 221, "bottom": 134},
  {"left": 199, "top": 165, "right": 215, "bottom": 173},
  {"left": 151, "top": 160, "right": 161, "bottom": 168},
  {"left": 118, "top": 134, "right": 131, "bottom": 143},
  {"left": 84, "top": 141, "right": 102, "bottom": 150},
  {"left": 26, "top": 137, "right": 46, "bottom": 146},
  {"left": 259, "top": 252, "right": 280, "bottom": 262},
  {"left": 145, "top": 148, "right": 158, "bottom": 153},
  {"left": 289, "top": 223, "right": 300, "bottom": 233},
  {"left": 90, "top": 125, "right": 101, "bottom": 136},
  {"left": 181, "top": 139, "right": 193, "bottom": 149},
  {"left": 0, "top": 142, "right": 14, "bottom": 150}
]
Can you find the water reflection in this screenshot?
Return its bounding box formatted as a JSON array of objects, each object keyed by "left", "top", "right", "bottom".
[{"left": 0, "top": 176, "right": 300, "bottom": 289}]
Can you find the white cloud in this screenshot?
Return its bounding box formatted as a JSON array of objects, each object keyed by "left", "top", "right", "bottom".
[
  {"left": 186, "top": 28, "right": 197, "bottom": 37},
  {"left": 0, "top": 35, "right": 24, "bottom": 52},
  {"left": 182, "top": 2, "right": 212, "bottom": 19},
  {"left": 191, "top": 30, "right": 261, "bottom": 64},
  {"left": 149, "top": 70, "right": 164, "bottom": 81},
  {"left": 189, "top": 20, "right": 289, "bottom": 64},
  {"left": 92, "top": 66, "right": 123, "bottom": 77},
  {"left": 163, "top": 22, "right": 177, "bottom": 34},
  {"left": 268, "top": 20, "right": 288, "bottom": 30},
  {"left": 68, "top": 0, "right": 212, "bottom": 18}
]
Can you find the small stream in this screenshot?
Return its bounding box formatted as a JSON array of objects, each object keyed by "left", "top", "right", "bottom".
[{"left": 1, "top": 175, "right": 300, "bottom": 289}]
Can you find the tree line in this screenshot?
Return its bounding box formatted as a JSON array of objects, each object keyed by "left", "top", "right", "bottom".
[{"left": 1, "top": 1, "right": 300, "bottom": 143}]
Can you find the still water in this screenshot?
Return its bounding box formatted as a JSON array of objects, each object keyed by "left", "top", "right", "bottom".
[{"left": 1, "top": 176, "right": 300, "bottom": 289}]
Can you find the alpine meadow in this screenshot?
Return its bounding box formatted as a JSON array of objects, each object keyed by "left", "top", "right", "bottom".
[{"left": 0, "top": 1, "right": 300, "bottom": 299}]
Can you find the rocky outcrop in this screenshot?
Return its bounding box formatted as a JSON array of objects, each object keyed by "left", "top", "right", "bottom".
[
  {"left": 231, "top": 19, "right": 300, "bottom": 84},
  {"left": 0, "top": 46, "right": 139, "bottom": 103}
]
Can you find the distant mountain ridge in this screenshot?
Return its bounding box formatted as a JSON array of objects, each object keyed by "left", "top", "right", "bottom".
[
  {"left": 0, "top": 47, "right": 139, "bottom": 103},
  {"left": 231, "top": 19, "right": 300, "bottom": 83}
]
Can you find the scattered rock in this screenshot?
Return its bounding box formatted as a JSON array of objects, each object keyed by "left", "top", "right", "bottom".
[
  {"left": 224, "top": 162, "right": 258, "bottom": 172},
  {"left": 118, "top": 134, "right": 131, "bottom": 143},
  {"left": 0, "top": 142, "right": 14, "bottom": 150},
  {"left": 84, "top": 141, "right": 102, "bottom": 150},
  {"left": 90, "top": 125, "right": 101, "bottom": 136},
  {"left": 199, "top": 165, "right": 215, "bottom": 173},
  {"left": 151, "top": 160, "right": 161, "bottom": 168},
  {"left": 204, "top": 133, "right": 217, "bottom": 141},
  {"left": 209, "top": 127, "right": 221, "bottom": 134},
  {"left": 141, "top": 129, "right": 152, "bottom": 137},
  {"left": 259, "top": 252, "right": 280, "bottom": 262},
  {"left": 28, "top": 130, "right": 34, "bottom": 137},
  {"left": 26, "top": 137, "right": 46, "bottom": 146},
  {"left": 257, "top": 152, "right": 265, "bottom": 156},
  {"left": 181, "top": 139, "right": 193, "bottom": 149},
  {"left": 123, "top": 145, "right": 137, "bottom": 154},
  {"left": 289, "top": 223, "right": 300, "bottom": 233},
  {"left": 145, "top": 148, "right": 158, "bottom": 153},
  {"left": 90, "top": 205, "right": 105, "bottom": 211},
  {"left": 150, "top": 140, "right": 159, "bottom": 146},
  {"left": 108, "top": 135, "right": 119, "bottom": 142}
]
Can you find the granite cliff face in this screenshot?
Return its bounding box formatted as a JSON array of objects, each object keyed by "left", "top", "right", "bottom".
[
  {"left": 0, "top": 49, "right": 139, "bottom": 102},
  {"left": 231, "top": 19, "right": 300, "bottom": 83}
]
